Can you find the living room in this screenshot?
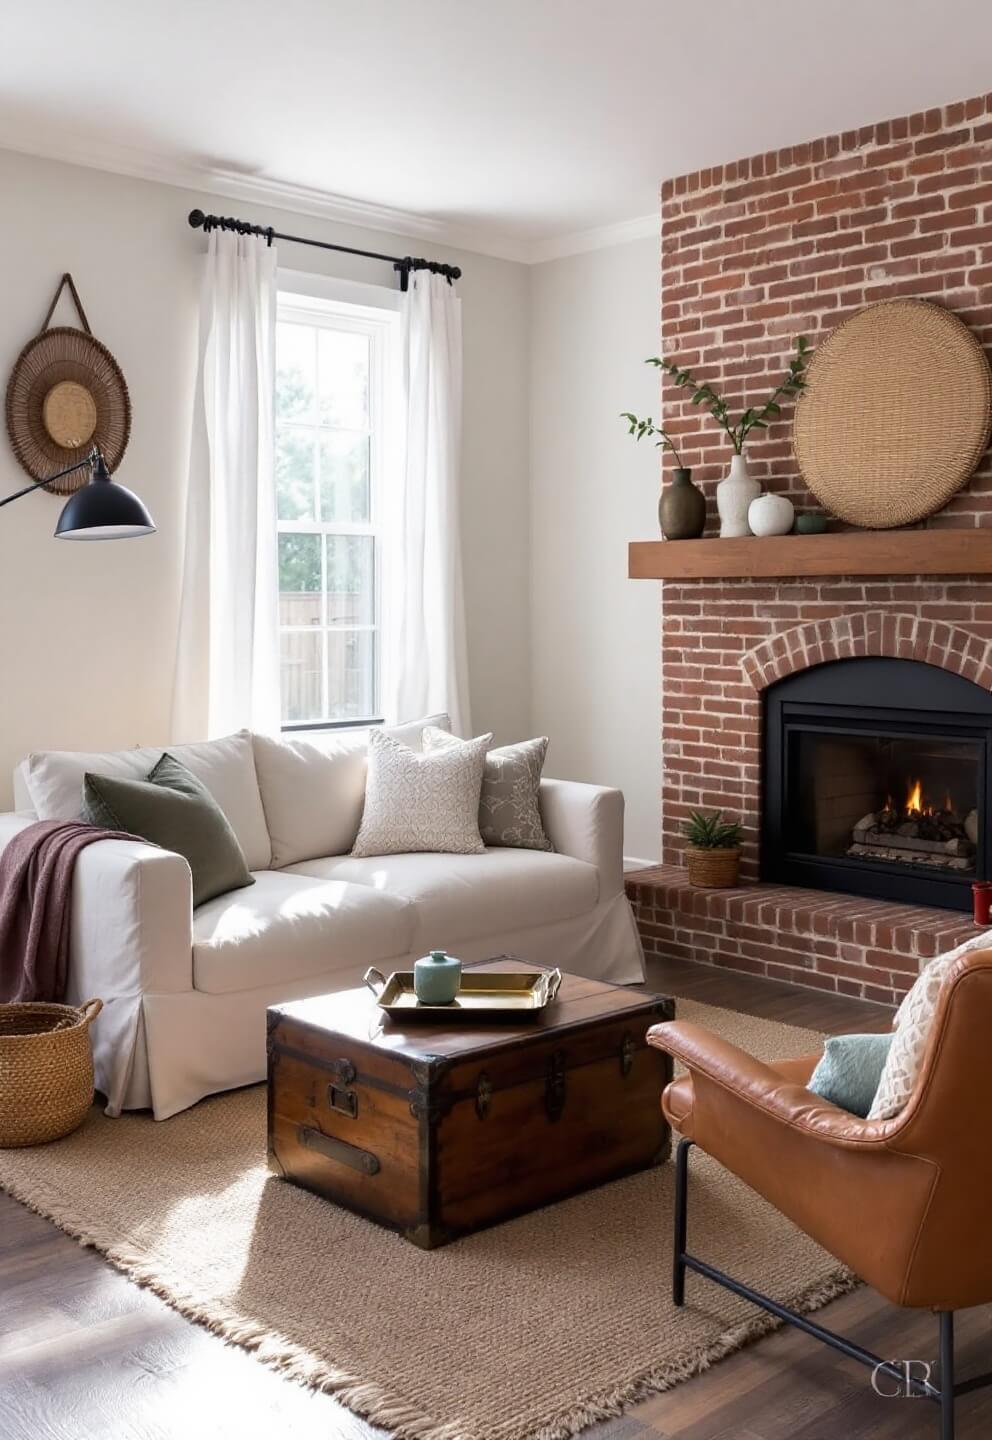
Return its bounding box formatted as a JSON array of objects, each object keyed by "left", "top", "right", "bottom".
[{"left": 2, "top": 3, "right": 992, "bottom": 1437}]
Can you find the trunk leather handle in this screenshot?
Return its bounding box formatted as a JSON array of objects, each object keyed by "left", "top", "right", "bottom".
[{"left": 297, "top": 1125, "right": 380, "bottom": 1176}]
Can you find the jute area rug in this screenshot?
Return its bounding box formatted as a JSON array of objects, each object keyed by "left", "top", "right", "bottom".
[{"left": 0, "top": 1000, "right": 850, "bottom": 1440}]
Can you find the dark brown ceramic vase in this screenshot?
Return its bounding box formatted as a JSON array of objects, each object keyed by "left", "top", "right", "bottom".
[{"left": 659, "top": 468, "right": 706, "bottom": 540}]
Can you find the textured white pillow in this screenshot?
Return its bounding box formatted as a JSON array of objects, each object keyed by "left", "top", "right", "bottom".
[
  {"left": 351, "top": 730, "right": 491, "bottom": 857},
  {"left": 868, "top": 949, "right": 960, "bottom": 1120}
]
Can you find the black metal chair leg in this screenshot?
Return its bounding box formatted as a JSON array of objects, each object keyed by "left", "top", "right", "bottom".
[
  {"left": 940, "top": 1311, "right": 955, "bottom": 1440},
  {"left": 673, "top": 1137, "right": 692, "bottom": 1307}
]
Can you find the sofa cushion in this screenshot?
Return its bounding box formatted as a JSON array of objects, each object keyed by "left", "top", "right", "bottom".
[
  {"left": 252, "top": 713, "right": 451, "bottom": 868},
  {"left": 192, "top": 870, "right": 416, "bottom": 995},
  {"left": 283, "top": 849, "right": 599, "bottom": 947},
  {"left": 23, "top": 730, "right": 271, "bottom": 870}
]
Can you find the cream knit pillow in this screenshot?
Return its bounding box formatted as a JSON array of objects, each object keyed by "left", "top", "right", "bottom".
[
  {"left": 867, "top": 939, "right": 982, "bottom": 1120},
  {"left": 351, "top": 730, "right": 491, "bottom": 857}
]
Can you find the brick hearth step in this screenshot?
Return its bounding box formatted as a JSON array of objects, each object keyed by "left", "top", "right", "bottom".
[{"left": 625, "top": 865, "right": 984, "bottom": 1005}]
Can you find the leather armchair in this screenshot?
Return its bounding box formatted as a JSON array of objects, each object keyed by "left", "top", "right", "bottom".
[{"left": 647, "top": 945, "right": 992, "bottom": 1440}]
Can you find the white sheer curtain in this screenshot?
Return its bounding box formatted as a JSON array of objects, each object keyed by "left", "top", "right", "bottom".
[
  {"left": 383, "top": 271, "right": 471, "bottom": 735},
  {"left": 172, "top": 229, "right": 281, "bottom": 741}
]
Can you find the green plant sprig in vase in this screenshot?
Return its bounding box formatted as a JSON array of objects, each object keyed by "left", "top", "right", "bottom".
[
  {"left": 682, "top": 809, "right": 744, "bottom": 889},
  {"left": 620, "top": 413, "right": 707, "bottom": 540},
  {"left": 650, "top": 336, "right": 811, "bottom": 457},
  {"left": 623, "top": 336, "right": 812, "bottom": 539}
]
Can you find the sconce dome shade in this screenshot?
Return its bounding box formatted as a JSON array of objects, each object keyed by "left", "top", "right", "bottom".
[{"left": 54, "top": 457, "right": 155, "bottom": 540}]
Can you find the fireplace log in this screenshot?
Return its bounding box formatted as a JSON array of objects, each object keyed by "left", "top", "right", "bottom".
[
  {"left": 851, "top": 827, "right": 971, "bottom": 857},
  {"left": 847, "top": 842, "right": 974, "bottom": 871}
]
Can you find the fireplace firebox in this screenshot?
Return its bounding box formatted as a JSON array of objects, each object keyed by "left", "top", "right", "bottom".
[{"left": 762, "top": 657, "right": 992, "bottom": 911}]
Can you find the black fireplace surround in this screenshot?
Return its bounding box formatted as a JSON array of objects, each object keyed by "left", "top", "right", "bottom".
[{"left": 762, "top": 657, "right": 992, "bottom": 911}]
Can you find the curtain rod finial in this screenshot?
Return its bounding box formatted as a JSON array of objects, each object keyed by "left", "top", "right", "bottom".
[{"left": 188, "top": 209, "right": 206, "bottom": 230}]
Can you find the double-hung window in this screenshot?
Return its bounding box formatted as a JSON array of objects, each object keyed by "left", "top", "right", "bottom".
[{"left": 274, "top": 288, "right": 396, "bottom": 730}]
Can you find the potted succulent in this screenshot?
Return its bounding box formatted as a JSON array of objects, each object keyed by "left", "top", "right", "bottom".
[
  {"left": 682, "top": 809, "right": 743, "bottom": 888},
  {"left": 624, "top": 337, "right": 811, "bottom": 538},
  {"left": 620, "top": 413, "right": 706, "bottom": 539}
]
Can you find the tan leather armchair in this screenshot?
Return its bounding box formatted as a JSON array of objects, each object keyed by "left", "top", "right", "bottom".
[{"left": 647, "top": 946, "right": 992, "bottom": 1440}]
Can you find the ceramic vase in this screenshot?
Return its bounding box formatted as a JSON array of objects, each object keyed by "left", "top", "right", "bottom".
[
  {"left": 796, "top": 512, "right": 828, "bottom": 534},
  {"left": 716, "top": 454, "right": 760, "bottom": 538},
  {"left": 748, "top": 492, "right": 795, "bottom": 537},
  {"left": 659, "top": 467, "right": 706, "bottom": 540},
  {"left": 413, "top": 949, "right": 462, "bottom": 1004}
]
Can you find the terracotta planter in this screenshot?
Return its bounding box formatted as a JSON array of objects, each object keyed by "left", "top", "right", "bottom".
[{"left": 685, "top": 847, "right": 741, "bottom": 888}]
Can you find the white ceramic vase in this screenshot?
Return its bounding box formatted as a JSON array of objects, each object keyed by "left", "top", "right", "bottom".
[
  {"left": 716, "top": 454, "right": 761, "bottom": 538},
  {"left": 748, "top": 492, "right": 795, "bottom": 537}
]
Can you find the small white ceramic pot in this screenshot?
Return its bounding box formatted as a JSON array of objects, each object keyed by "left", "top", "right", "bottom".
[
  {"left": 716, "top": 454, "right": 761, "bottom": 537},
  {"left": 748, "top": 492, "right": 795, "bottom": 537}
]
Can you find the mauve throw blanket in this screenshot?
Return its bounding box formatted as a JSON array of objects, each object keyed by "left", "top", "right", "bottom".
[{"left": 0, "top": 820, "right": 142, "bottom": 1004}]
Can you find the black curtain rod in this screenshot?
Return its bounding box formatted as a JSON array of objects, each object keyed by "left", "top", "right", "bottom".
[{"left": 187, "top": 209, "right": 461, "bottom": 291}]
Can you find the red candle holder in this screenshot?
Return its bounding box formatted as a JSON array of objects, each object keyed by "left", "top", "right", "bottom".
[{"left": 972, "top": 882, "right": 992, "bottom": 926}]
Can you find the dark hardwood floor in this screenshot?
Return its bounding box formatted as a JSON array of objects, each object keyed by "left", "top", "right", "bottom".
[{"left": 1, "top": 955, "right": 988, "bottom": 1439}]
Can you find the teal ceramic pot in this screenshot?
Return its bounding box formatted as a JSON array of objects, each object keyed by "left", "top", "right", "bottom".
[
  {"left": 413, "top": 950, "right": 462, "bottom": 1004},
  {"left": 796, "top": 512, "right": 828, "bottom": 534},
  {"left": 659, "top": 468, "right": 706, "bottom": 540}
]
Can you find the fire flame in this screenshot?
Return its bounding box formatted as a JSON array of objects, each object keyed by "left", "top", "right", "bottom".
[{"left": 883, "top": 781, "right": 953, "bottom": 818}]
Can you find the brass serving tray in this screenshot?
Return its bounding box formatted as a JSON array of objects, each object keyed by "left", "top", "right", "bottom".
[{"left": 364, "top": 966, "right": 562, "bottom": 1019}]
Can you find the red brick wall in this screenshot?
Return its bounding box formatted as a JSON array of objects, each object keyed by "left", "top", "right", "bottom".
[
  {"left": 659, "top": 92, "right": 992, "bottom": 883},
  {"left": 661, "top": 90, "right": 992, "bottom": 523}
]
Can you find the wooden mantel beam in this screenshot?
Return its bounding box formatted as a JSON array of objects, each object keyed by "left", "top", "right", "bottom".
[{"left": 628, "top": 529, "right": 992, "bottom": 581}]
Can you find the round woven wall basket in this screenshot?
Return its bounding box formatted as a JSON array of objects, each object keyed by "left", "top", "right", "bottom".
[
  {"left": 793, "top": 299, "right": 992, "bottom": 528},
  {"left": 0, "top": 999, "right": 102, "bottom": 1147},
  {"left": 6, "top": 328, "right": 131, "bottom": 491}
]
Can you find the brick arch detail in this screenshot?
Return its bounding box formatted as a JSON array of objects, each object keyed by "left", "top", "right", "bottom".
[{"left": 741, "top": 612, "right": 992, "bottom": 693}]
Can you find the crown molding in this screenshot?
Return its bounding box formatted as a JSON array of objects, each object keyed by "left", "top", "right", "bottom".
[
  {"left": 0, "top": 129, "right": 657, "bottom": 266},
  {"left": 528, "top": 212, "right": 659, "bottom": 264},
  {"left": 0, "top": 130, "right": 534, "bottom": 264}
]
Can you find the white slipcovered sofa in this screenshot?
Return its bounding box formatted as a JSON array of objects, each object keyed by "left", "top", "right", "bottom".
[{"left": 1, "top": 719, "right": 644, "bottom": 1119}]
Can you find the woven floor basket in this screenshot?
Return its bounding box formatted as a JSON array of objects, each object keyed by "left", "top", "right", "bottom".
[
  {"left": 685, "top": 848, "right": 741, "bottom": 888},
  {"left": 0, "top": 998, "right": 102, "bottom": 1147},
  {"left": 793, "top": 299, "right": 992, "bottom": 528}
]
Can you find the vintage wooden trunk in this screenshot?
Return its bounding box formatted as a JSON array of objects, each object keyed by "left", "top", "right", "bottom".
[{"left": 267, "top": 962, "right": 674, "bottom": 1248}]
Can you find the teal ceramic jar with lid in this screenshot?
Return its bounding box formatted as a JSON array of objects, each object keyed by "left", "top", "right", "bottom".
[{"left": 413, "top": 950, "right": 462, "bottom": 1004}]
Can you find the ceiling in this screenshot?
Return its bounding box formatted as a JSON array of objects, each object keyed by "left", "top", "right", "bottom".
[{"left": 2, "top": 0, "right": 991, "bottom": 262}]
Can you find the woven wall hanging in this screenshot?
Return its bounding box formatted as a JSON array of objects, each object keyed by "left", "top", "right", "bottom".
[
  {"left": 5, "top": 274, "right": 131, "bottom": 493},
  {"left": 792, "top": 298, "right": 992, "bottom": 528}
]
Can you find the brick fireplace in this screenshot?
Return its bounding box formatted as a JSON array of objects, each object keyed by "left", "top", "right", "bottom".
[{"left": 626, "top": 89, "right": 992, "bottom": 1003}]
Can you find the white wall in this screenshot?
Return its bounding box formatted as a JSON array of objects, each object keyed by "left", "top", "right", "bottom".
[
  {"left": 0, "top": 149, "right": 531, "bottom": 808},
  {"left": 529, "top": 238, "right": 662, "bottom": 862}
]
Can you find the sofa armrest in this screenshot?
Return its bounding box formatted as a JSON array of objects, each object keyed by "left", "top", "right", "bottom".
[
  {"left": 69, "top": 837, "right": 195, "bottom": 997},
  {"left": 0, "top": 813, "right": 195, "bottom": 996},
  {"left": 0, "top": 813, "right": 195, "bottom": 1116},
  {"left": 539, "top": 779, "right": 625, "bottom": 897}
]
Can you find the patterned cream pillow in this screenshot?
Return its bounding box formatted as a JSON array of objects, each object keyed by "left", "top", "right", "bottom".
[
  {"left": 868, "top": 949, "right": 960, "bottom": 1120},
  {"left": 423, "top": 728, "right": 554, "bottom": 851},
  {"left": 351, "top": 730, "right": 491, "bottom": 857}
]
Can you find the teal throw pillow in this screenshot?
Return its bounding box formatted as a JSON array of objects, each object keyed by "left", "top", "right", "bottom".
[
  {"left": 82, "top": 753, "right": 254, "bottom": 908},
  {"left": 808, "top": 1032, "right": 894, "bottom": 1118}
]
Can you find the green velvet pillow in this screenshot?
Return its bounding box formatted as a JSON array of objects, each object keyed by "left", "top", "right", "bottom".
[
  {"left": 808, "top": 1032, "right": 894, "bottom": 1118},
  {"left": 82, "top": 753, "right": 254, "bottom": 908}
]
